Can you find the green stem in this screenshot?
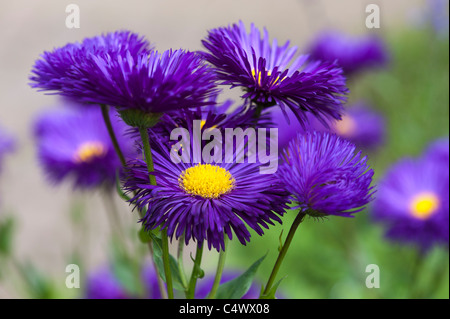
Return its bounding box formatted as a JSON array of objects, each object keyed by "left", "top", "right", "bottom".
[
  {"left": 161, "top": 229, "right": 174, "bottom": 299},
  {"left": 262, "top": 212, "right": 306, "bottom": 297},
  {"left": 187, "top": 242, "right": 204, "bottom": 299},
  {"left": 100, "top": 104, "right": 126, "bottom": 167},
  {"left": 138, "top": 126, "right": 173, "bottom": 299},
  {"left": 207, "top": 237, "right": 229, "bottom": 299},
  {"left": 138, "top": 127, "right": 157, "bottom": 185},
  {"left": 177, "top": 235, "right": 188, "bottom": 289}
]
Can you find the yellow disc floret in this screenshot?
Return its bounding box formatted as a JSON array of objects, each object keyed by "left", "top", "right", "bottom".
[
  {"left": 179, "top": 164, "right": 235, "bottom": 199},
  {"left": 74, "top": 141, "right": 107, "bottom": 163},
  {"left": 409, "top": 192, "right": 440, "bottom": 220}
]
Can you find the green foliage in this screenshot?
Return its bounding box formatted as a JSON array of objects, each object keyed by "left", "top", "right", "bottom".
[{"left": 215, "top": 253, "right": 266, "bottom": 299}]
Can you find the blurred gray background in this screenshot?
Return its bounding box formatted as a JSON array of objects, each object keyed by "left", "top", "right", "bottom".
[{"left": 0, "top": 0, "right": 426, "bottom": 297}]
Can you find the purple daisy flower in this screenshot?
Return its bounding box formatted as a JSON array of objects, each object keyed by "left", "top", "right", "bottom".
[
  {"left": 308, "top": 31, "right": 389, "bottom": 76},
  {"left": 72, "top": 49, "right": 219, "bottom": 115},
  {"left": 201, "top": 21, "right": 348, "bottom": 127},
  {"left": 372, "top": 152, "right": 449, "bottom": 251},
  {"left": 123, "top": 136, "right": 289, "bottom": 252},
  {"left": 278, "top": 131, "right": 375, "bottom": 217},
  {"left": 0, "top": 125, "right": 15, "bottom": 172},
  {"left": 271, "top": 102, "right": 385, "bottom": 150},
  {"left": 33, "top": 106, "right": 136, "bottom": 189},
  {"left": 29, "top": 30, "right": 151, "bottom": 95}
]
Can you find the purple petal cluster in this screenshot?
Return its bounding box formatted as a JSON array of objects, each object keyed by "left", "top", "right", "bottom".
[
  {"left": 34, "top": 106, "right": 136, "bottom": 189},
  {"left": 372, "top": 139, "right": 449, "bottom": 251},
  {"left": 29, "top": 30, "right": 151, "bottom": 94},
  {"left": 123, "top": 140, "right": 289, "bottom": 252},
  {"left": 201, "top": 21, "right": 348, "bottom": 127},
  {"left": 308, "top": 31, "right": 389, "bottom": 76},
  {"left": 30, "top": 32, "right": 217, "bottom": 115},
  {"left": 278, "top": 132, "right": 375, "bottom": 217}
]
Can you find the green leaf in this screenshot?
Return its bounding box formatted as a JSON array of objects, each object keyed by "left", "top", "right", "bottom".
[
  {"left": 259, "top": 276, "right": 286, "bottom": 299},
  {"left": 148, "top": 232, "right": 186, "bottom": 291},
  {"left": 0, "top": 217, "right": 15, "bottom": 256},
  {"left": 109, "top": 237, "right": 144, "bottom": 297},
  {"left": 215, "top": 253, "right": 267, "bottom": 299}
]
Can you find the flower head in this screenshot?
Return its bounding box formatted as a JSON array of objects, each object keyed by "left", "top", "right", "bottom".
[
  {"left": 308, "top": 31, "right": 389, "bottom": 76},
  {"left": 77, "top": 49, "right": 219, "bottom": 116},
  {"left": 29, "top": 30, "right": 151, "bottom": 95},
  {"left": 372, "top": 147, "right": 449, "bottom": 251},
  {"left": 34, "top": 106, "right": 136, "bottom": 189},
  {"left": 278, "top": 131, "right": 375, "bottom": 217},
  {"left": 124, "top": 135, "right": 289, "bottom": 251},
  {"left": 201, "top": 21, "right": 348, "bottom": 127}
]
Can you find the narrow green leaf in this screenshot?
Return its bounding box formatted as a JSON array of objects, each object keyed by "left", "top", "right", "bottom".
[
  {"left": 260, "top": 276, "right": 287, "bottom": 299},
  {"left": 148, "top": 232, "right": 186, "bottom": 291},
  {"left": 215, "top": 253, "right": 267, "bottom": 299}
]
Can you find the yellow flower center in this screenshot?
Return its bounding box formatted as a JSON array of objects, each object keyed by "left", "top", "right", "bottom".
[
  {"left": 74, "top": 141, "right": 107, "bottom": 163},
  {"left": 409, "top": 192, "right": 440, "bottom": 220},
  {"left": 334, "top": 114, "right": 357, "bottom": 137},
  {"left": 179, "top": 164, "right": 235, "bottom": 199}
]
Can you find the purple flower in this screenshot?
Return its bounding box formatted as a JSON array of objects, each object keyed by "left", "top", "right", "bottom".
[
  {"left": 271, "top": 102, "right": 385, "bottom": 150},
  {"left": 372, "top": 152, "right": 449, "bottom": 251},
  {"left": 72, "top": 49, "right": 219, "bottom": 115},
  {"left": 29, "top": 30, "right": 151, "bottom": 95},
  {"left": 278, "top": 132, "right": 375, "bottom": 217},
  {"left": 84, "top": 267, "right": 129, "bottom": 299},
  {"left": 85, "top": 264, "right": 163, "bottom": 299},
  {"left": 424, "top": 137, "right": 449, "bottom": 167},
  {"left": 123, "top": 136, "right": 289, "bottom": 252},
  {"left": 33, "top": 106, "right": 136, "bottom": 189},
  {"left": 0, "top": 125, "right": 15, "bottom": 172},
  {"left": 308, "top": 31, "right": 389, "bottom": 76},
  {"left": 201, "top": 21, "right": 348, "bottom": 127}
]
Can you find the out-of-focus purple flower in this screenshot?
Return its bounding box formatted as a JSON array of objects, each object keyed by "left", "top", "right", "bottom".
[
  {"left": 429, "top": 0, "right": 449, "bottom": 38},
  {"left": 33, "top": 106, "right": 136, "bottom": 189},
  {"left": 308, "top": 31, "right": 389, "bottom": 76},
  {"left": 0, "top": 125, "right": 15, "bottom": 172},
  {"left": 424, "top": 137, "right": 449, "bottom": 167},
  {"left": 84, "top": 267, "right": 129, "bottom": 299},
  {"left": 372, "top": 151, "right": 449, "bottom": 252},
  {"left": 272, "top": 102, "right": 385, "bottom": 150},
  {"left": 29, "top": 30, "right": 151, "bottom": 95},
  {"left": 201, "top": 21, "right": 348, "bottom": 127},
  {"left": 123, "top": 132, "right": 289, "bottom": 252},
  {"left": 85, "top": 264, "right": 163, "bottom": 299},
  {"left": 277, "top": 132, "right": 375, "bottom": 217},
  {"left": 195, "top": 270, "right": 262, "bottom": 299}
]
